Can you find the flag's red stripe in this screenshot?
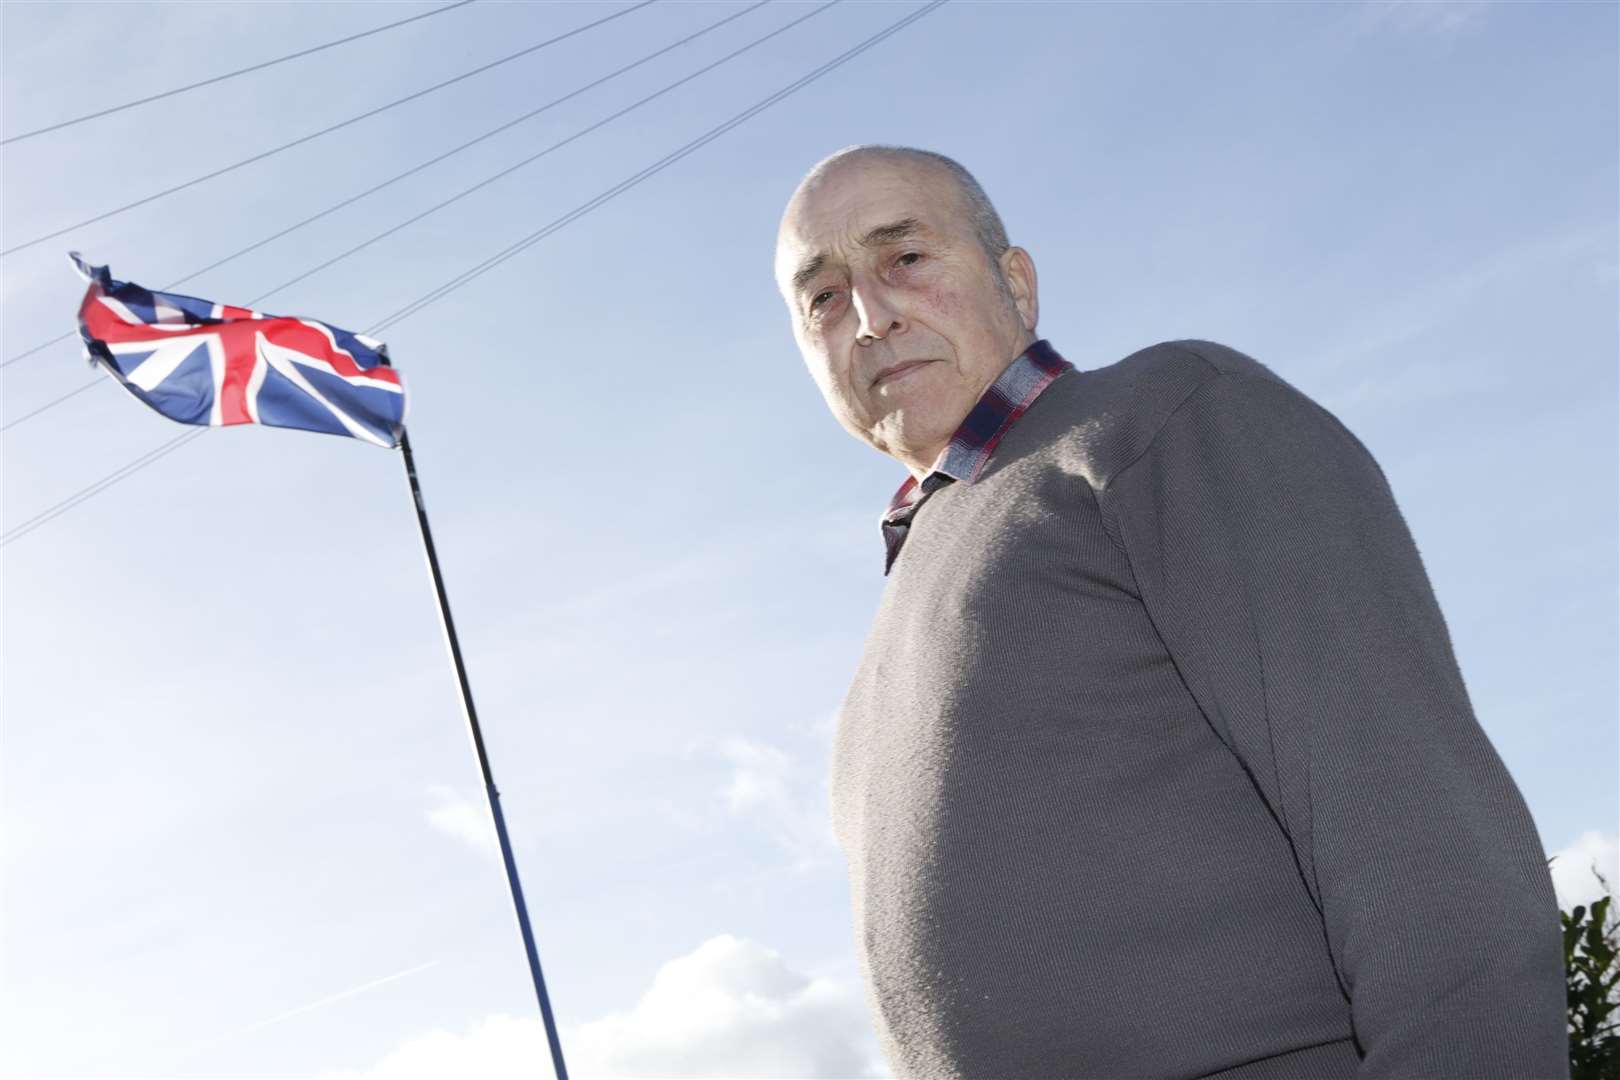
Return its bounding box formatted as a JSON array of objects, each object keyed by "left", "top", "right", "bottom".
[
  {"left": 263, "top": 321, "right": 401, "bottom": 384},
  {"left": 216, "top": 324, "right": 255, "bottom": 426},
  {"left": 80, "top": 295, "right": 401, "bottom": 386}
]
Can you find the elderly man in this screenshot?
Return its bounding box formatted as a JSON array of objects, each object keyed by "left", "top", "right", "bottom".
[{"left": 772, "top": 144, "right": 1570, "bottom": 1079}]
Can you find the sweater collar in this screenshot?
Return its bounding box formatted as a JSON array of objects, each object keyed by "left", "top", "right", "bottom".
[{"left": 878, "top": 338, "right": 1073, "bottom": 573}]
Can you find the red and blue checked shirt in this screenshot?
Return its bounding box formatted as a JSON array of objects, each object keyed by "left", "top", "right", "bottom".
[{"left": 880, "top": 338, "right": 1073, "bottom": 574}]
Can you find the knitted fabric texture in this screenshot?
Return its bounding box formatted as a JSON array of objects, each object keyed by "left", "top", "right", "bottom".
[{"left": 831, "top": 339, "right": 1568, "bottom": 1079}]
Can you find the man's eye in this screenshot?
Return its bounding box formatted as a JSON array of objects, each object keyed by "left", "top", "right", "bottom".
[
  {"left": 810, "top": 290, "right": 834, "bottom": 311},
  {"left": 896, "top": 252, "right": 922, "bottom": 267}
]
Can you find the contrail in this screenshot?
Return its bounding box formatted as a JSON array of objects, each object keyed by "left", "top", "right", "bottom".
[{"left": 168, "top": 959, "right": 440, "bottom": 1064}]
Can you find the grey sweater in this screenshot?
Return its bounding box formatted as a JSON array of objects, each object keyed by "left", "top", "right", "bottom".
[{"left": 830, "top": 340, "right": 1568, "bottom": 1079}]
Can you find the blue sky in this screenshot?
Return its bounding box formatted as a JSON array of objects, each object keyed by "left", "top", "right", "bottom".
[{"left": 2, "top": 1, "right": 1615, "bottom": 1076}]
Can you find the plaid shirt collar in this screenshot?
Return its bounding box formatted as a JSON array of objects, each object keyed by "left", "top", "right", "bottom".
[{"left": 879, "top": 338, "right": 1073, "bottom": 575}]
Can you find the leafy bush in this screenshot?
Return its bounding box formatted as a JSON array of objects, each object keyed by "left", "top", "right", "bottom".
[{"left": 1552, "top": 857, "right": 1619, "bottom": 1079}]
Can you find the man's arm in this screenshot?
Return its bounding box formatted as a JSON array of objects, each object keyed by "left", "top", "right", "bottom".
[{"left": 1101, "top": 356, "right": 1569, "bottom": 1077}]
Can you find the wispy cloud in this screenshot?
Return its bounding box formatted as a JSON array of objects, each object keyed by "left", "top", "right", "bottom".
[
  {"left": 1319, "top": 351, "right": 1510, "bottom": 413},
  {"left": 1305, "top": 220, "right": 1612, "bottom": 411},
  {"left": 314, "top": 936, "right": 887, "bottom": 1079},
  {"left": 1343, "top": 0, "right": 1492, "bottom": 41},
  {"left": 469, "top": 506, "right": 872, "bottom": 678},
  {"left": 424, "top": 783, "right": 498, "bottom": 859},
  {"left": 720, "top": 737, "right": 796, "bottom": 815},
  {"left": 169, "top": 959, "right": 439, "bottom": 1067},
  {"left": 715, "top": 726, "right": 839, "bottom": 873}
]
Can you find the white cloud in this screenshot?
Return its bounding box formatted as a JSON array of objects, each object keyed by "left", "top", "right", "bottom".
[
  {"left": 716, "top": 734, "right": 838, "bottom": 870},
  {"left": 568, "top": 935, "right": 883, "bottom": 1078},
  {"left": 1549, "top": 829, "right": 1619, "bottom": 913},
  {"left": 314, "top": 1013, "right": 547, "bottom": 1080},
  {"left": 314, "top": 936, "right": 887, "bottom": 1080},
  {"left": 423, "top": 783, "right": 498, "bottom": 859}
]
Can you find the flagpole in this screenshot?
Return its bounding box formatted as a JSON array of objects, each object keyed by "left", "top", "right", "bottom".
[{"left": 395, "top": 424, "right": 570, "bottom": 1080}]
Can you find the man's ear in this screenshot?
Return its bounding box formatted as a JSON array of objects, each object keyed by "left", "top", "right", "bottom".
[{"left": 1000, "top": 246, "right": 1038, "bottom": 333}]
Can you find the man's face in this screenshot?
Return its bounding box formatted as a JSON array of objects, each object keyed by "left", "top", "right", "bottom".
[{"left": 774, "top": 154, "right": 1037, "bottom": 474}]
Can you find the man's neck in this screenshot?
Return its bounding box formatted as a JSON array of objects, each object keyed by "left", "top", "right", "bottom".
[{"left": 902, "top": 333, "right": 1039, "bottom": 482}]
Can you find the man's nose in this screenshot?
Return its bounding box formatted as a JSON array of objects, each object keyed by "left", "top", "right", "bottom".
[{"left": 851, "top": 279, "right": 903, "bottom": 345}]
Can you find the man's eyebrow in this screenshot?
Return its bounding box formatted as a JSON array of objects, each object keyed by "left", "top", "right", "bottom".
[
  {"left": 857, "top": 217, "right": 922, "bottom": 248},
  {"left": 791, "top": 253, "right": 827, "bottom": 297},
  {"left": 790, "top": 218, "right": 925, "bottom": 297}
]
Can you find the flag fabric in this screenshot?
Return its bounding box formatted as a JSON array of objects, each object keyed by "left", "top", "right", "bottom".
[{"left": 70, "top": 253, "right": 406, "bottom": 448}]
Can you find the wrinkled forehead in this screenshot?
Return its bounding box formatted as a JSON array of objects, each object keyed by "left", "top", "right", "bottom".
[{"left": 773, "top": 156, "right": 965, "bottom": 295}]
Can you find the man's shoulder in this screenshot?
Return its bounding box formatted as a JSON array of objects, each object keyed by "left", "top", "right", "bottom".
[
  {"left": 1110, "top": 337, "right": 1288, "bottom": 386},
  {"left": 1032, "top": 338, "right": 1285, "bottom": 489}
]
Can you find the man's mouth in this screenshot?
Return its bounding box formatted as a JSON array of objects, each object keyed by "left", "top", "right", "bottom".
[{"left": 871, "top": 359, "right": 935, "bottom": 387}]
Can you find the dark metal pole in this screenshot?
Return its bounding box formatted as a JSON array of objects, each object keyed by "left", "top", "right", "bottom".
[{"left": 396, "top": 425, "right": 570, "bottom": 1080}]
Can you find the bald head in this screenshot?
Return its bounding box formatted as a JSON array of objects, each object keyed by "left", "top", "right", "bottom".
[
  {"left": 772, "top": 145, "right": 1039, "bottom": 478},
  {"left": 784, "top": 145, "right": 1011, "bottom": 274}
]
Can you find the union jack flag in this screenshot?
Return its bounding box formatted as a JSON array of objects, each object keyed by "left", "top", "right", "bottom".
[{"left": 71, "top": 253, "right": 406, "bottom": 448}]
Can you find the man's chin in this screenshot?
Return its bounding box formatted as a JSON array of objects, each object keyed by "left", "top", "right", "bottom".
[{"left": 872, "top": 414, "right": 961, "bottom": 468}]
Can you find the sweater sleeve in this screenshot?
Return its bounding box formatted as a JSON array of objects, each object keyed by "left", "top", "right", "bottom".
[{"left": 1102, "top": 362, "right": 1570, "bottom": 1078}]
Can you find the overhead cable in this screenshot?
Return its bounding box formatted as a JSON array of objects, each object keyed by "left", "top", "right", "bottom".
[
  {"left": 0, "top": 1, "right": 478, "bottom": 145},
  {"left": 0, "top": 0, "right": 949, "bottom": 548},
  {"left": 2, "top": 380, "right": 102, "bottom": 433},
  {"left": 256, "top": 0, "right": 840, "bottom": 303},
  {"left": 369, "top": 0, "right": 949, "bottom": 335},
  {"left": 0, "top": 0, "right": 658, "bottom": 256},
  {"left": 0, "top": 0, "right": 765, "bottom": 373},
  {"left": 3, "top": 0, "right": 814, "bottom": 434},
  {"left": 0, "top": 428, "right": 210, "bottom": 547}
]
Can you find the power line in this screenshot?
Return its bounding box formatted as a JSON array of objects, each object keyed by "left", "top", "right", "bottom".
[
  {"left": 0, "top": 334, "right": 68, "bottom": 370},
  {"left": 1, "top": 428, "right": 209, "bottom": 547},
  {"left": 0, "top": 0, "right": 766, "bottom": 374},
  {"left": 167, "top": 0, "right": 774, "bottom": 295},
  {"left": 0, "top": 1, "right": 478, "bottom": 146},
  {"left": 253, "top": 0, "right": 841, "bottom": 304},
  {"left": 0, "top": 0, "right": 658, "bottom": 256},
  {"left": 0, "top": 0, "right": 949, "bottom": 549},
  {"left": 3, "top": 0, "right": 818, "bottom": 434},
  {"left": 2, "top": 378, "right": 101, "bottom": 433},
  {"left": 369, "top": 0, "right": 948, "bottom": 336}
]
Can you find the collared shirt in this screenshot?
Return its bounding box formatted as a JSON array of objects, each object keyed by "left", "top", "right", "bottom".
[{"left": 879, "top": 338, "right": 1073, "bottom": 574}]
